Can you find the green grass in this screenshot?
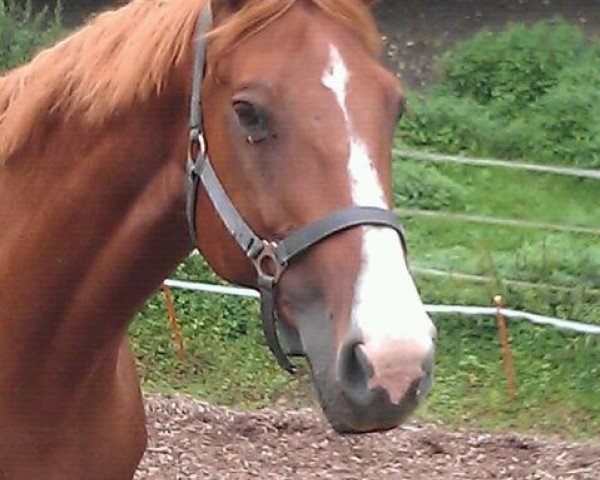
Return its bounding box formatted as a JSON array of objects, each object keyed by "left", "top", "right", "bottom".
[
  {"left": 394, "top": 160, "right": 599, "bottom": 439},
  {"left": 406, "top": 218, "right": 599, "bottom": 291},
  {"left": 397, "top": 159, "right": 600, "bottom": 294},
  {"left": 130, "top": 275, "right": 600, "bottom": 440},
  {"left": 401, "top": 162, "right": 600, "bottom": 227},
  {"left": 419, "top": 315, "right": 600, "bottom": 438}
]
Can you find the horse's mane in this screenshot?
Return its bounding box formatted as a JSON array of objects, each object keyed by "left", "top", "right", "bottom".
[{"left": 0, "top": 0, "right": 379, "bottom": 161}]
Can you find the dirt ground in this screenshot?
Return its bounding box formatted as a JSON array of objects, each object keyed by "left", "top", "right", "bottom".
[{"left": 135, "top": 394, "right": 599, "bottom": 479}]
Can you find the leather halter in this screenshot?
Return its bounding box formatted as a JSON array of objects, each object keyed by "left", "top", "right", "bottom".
[{"left": 186, "top": 5, "right": 407, "bottom": 373}]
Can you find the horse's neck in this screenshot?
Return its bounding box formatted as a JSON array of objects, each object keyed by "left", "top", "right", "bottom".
[{"left": 0, "top": 80, "right": 191, "bottom": 390}]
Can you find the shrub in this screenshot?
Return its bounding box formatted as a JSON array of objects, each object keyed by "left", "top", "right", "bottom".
[
  {"left": 437, "top": 20, "right": 585, "bottom": 115},
  {"left": 398, "top": 92, "right": 496, "bottom": 155},
  {"left": 399, "top": 20, "right": 600, "bottom": 168},
  {"left": 392, "top": 160, "right": 465, "bottom": 210},
  {"left": 527, "top": 83, "right": 600, "bottom": 167},
  {"left": 0, "top": 0, "right": 63, "bottom": 72}
]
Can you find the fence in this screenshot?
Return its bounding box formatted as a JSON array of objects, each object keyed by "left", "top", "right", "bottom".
[
  {"left": 161, "top": 149, "right": 599, "bottom": 398},
  {"left": 392, "top": 148, "right": 600, "bottom": 180},
  {"left": 392, "top": 147, "right": 600, "bottom": 305},
  {"left": 395, "top": 208, "right": 600, "bottom": 237},
  {"left": 162, "top": 279, "right": 600, "bottom": 336},
  {"left": 412, "top": 267, "right": 600, "bottom": 296},
  {"left": 161, "top": 277, "right": 598, "bottom": 400},
  {"left": 165, "top": 148, "right": 599, "bottom": 335}
]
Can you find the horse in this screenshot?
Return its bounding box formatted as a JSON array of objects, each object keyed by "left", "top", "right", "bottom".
[{"left": 0, "top": 0, "right": 436, "bottom": 478}]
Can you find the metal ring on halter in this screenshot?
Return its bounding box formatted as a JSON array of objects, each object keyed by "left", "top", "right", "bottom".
[{"left": 251, "top": 241, "right": 287, "bottom": 285}]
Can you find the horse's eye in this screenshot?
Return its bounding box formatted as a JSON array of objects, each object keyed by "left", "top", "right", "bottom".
[{"left": 233, "top": 101, "right": 269, "bottom": 143}]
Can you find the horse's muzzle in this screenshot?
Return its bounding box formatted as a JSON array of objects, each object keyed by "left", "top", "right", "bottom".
[
  {"left": 304, "top": 322, "right": 436, "bottom": 434},
  {"left": 332, "top": 338, "right": 435, "bottom": 433}
]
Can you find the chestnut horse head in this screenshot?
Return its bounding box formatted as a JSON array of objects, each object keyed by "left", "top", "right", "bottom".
[
  {"left": 0, "top": 0, "right": 435, "bottom": 477},
  {"left": 191, "top": 0, "right": 436, "bottom": 432}
]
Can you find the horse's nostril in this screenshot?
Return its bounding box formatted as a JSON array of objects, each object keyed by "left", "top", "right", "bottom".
[
  {"left": 321, "top": 338, "right": 437, "bottom": 433},
  {"left": 338, "top": 342, "right": 371, "bottom": 394}
]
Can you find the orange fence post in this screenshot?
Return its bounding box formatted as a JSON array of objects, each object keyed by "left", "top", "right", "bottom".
[
  {"left": 161, "top": 285, "right": 186, "bottom": 361},
  {"left": 493, "top": 295, "right": 517, "bottom": 401}
]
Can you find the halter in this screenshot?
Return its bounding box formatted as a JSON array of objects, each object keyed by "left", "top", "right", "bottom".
[{"left": 186, "top": 5, "right": 407, "bottom": 373}]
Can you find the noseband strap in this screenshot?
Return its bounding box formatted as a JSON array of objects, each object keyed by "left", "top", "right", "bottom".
[{"left": 186, "top": 6, "right": 407, "bottom": 374}]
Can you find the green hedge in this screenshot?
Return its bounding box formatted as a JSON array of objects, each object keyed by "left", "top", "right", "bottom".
[
  {"left": 399, "top": 20, "right": 600, "bottom": 168},
  {"left": 0, "top": 0, "right": 63, "bottom": 72}
]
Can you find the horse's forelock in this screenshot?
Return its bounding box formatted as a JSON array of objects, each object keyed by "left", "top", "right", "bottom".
[{"left": 209, "top": 0, "right": 381, "bottom": 58}]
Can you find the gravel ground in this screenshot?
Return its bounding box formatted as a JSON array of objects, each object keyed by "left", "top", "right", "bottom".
[{"left": 135, "top": 394, "right": 600, "bottom": 479}]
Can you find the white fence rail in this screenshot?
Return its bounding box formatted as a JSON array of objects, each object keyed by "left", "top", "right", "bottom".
[
  {"left": 162, "top": 280, "right": 600, "bottom": 336},
  {"left": 412, "top": 267, "right": 600, "bottom": 296},
  {"left": 393, "top": 148, "right": 600, "bottom": 180},
  {"left": 396, "top": 208, "right": 600, "bottom": 236}
]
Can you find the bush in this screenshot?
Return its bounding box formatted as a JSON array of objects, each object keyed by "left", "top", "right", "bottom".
[
  {"left": 399, "top": 20, "right": 600, "bottom": 168},
  {"left": 392, "top": 160, "right": 465, "bottom": 210},
  {"left": 437, "top": 20, "right": 585, "bottom": 115},
  {"left": 398, "top": 92, "right": 495, "bottom": 154},
  {"left": 0, "top": 0, "right": 63, "bottom": 72}
]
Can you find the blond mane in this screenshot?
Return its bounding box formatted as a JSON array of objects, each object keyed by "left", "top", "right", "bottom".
[{"left": 0, "top": 0, "right": 379, "bottom": 161}]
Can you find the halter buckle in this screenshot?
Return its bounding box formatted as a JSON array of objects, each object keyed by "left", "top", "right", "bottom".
[{"left": 252, "top": 241, "right": 286, "bottom": 285}]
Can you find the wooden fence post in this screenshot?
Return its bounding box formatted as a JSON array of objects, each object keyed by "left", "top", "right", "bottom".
[
  {"left": 493, "top": 295, "right": 517, "bottom": 401},
  {"left": 161, "top": 285, "right": 186, "bottom": 361}
]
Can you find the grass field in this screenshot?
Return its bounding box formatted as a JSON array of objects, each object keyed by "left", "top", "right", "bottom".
[{"left": 396, "top": 160, "right": 599, "bottom": 438}]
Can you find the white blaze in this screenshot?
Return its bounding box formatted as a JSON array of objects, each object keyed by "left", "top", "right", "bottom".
[
  {"left": 321, "top": 46, "right": 350, "bottom": 123},
  {"left": 321, "top": 44, "right": 434, "bottom": 349}
]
